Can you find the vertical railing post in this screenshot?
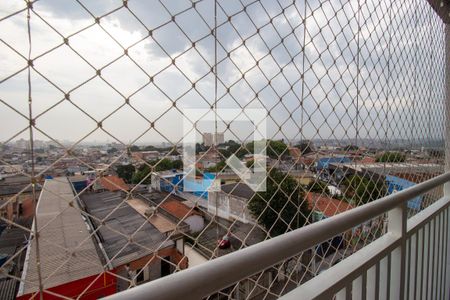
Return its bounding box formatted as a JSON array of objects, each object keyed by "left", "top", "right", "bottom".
[
  {"left": 445, "top": 21, "right": 450, "bottom": 198},
  {"left": 444, "top": 22, "right": 450, "bottom": 300},
  {"left": 388, "top": 202, "right": 407, "bottom": 299}
]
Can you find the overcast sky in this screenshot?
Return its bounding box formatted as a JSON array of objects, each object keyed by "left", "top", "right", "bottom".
[{"left": 0, "top": 0, "right": 445, "bottom": 147}]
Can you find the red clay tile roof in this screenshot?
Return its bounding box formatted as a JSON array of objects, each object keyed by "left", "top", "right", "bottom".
[
  {"left": 360, "top": 156, "right": 376, "bottom": 164},
  {"left": 289, "top": 147, "right": 301, "bottom": 158},
  {"left": 99, "top": 176, "right": 129, "bottom": 192},
  {"left": 306, "top": 192, "right": 353, "bottom": 218},
  {"left": 160, "top": 199, "right": 200, "bottom": 220},
  {"left": 300, "top": 158, "right": 315, "bottom": 166}
]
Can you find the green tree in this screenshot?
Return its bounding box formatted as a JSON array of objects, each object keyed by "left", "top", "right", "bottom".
[
  {"left": 295, "top": 140, "right": 314, "bottom": 154},
  {"left": 238, "top": 140, "right": 288, "bottom": 160},
  {"left": 218, "top": 148, "right": 231, "bottom": 158},
  {"left": 216, "top": 139, "right": 288, "bottom": 159},
  {"left": 195, "top": 143, "right": 207, "bottom": 154},
  {"left": 130, "top": 145, "right": 140, "bottom": 152},
  {"left": 344, "top": 175, "right": 386, "bottom": 205},
  {"left": 375, "top": 151, "right": 406, "bottom": 163},
  {"left": 267, "top": 140, "right": 288, "bottom": 159},
  {"left": 168, "top": 148, "right": 180, "bottom": 156},
  {"left": 248, "top": 169, "right": 311, "bottom": 237},
  {"left": 307, "top": 180, "right": 330, "bottom": 195},
  {"left": 206, "top": 160, "right": 226, "bottom": 172},
  {"left": 131, "top": 158, "right": 178, "bottom": 184},
  {"left": 131, "top": 164, "right": 151, "bottom": 184},
  {"left": 225, "top": 140, "right": 242, "bottom": 157},
  {"left": 152, "top": 158, "right": 175, "bottom": 171},
  {"left": 107, "top": 147, "right": 118, "bottom": 154},
  {"left": 116, "top": 164, "right": 135, "bottom": 183},
  {"left": 343, "top": 145, "right": 359, "bottom": 151},
  {"left": 236, "top": 146, "right": 250, "bottom": 159},
  {"left": 171, "top": 159, "right": 183, "bottom": 169},
  {"left": 143, "top": 145, "right": 157, "bottom": 151},
  {"left": 245, "top": 159, "right": 254, "bottom": 168}
]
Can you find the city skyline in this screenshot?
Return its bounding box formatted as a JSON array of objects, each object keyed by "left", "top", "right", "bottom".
[{"left": 1, "top": 1, "right": 444, "bottom": 145}]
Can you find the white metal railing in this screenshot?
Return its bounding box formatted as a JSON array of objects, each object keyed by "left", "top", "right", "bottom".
[
  {"left": 104, "top": 172, "right": 450, "bottom": 300},
  {"left": 0, "top": 0, "right": 448, "bottom": 299}
]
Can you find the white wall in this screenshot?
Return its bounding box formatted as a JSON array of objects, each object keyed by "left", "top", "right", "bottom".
[
  {"left": 207, "top": 192, "right": 255, "bottom": 224},
  {"left": 185, "top": 215, "right": 204, "bottom": 233}
]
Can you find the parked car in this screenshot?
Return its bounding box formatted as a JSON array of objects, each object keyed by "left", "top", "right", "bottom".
[{"left": 218, "top": 234, "right": 231, "bottom": 249}]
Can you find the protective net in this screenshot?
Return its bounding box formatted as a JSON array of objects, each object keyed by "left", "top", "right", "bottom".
[{"left": 0, "top": 0, "right": 446, "bottom": 299}]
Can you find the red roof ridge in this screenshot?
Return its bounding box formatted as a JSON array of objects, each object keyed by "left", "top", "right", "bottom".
[
  {"left": 306, "top": 192, "right": 353, "bottom": 218},
  {"left": 99, "top": 175, "right": 129, "bottom": 192},
  {"left": 160, "top": 198, "right": 200, "bottom": 220}
]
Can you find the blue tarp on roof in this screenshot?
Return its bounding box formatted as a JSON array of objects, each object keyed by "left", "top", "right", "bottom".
[
  {"left": 71, "top": 180, "right": 87, "bottom": 192},
  {"left": 183, "top": 172, "right": 215, "bottom": 199},
  {"left": 160, "top": 173, "right": 184, "bottom": 193},
  {"left": 159, "top": 172, "right": 216, "bottom": 199},
  {"left": 316, "top": 157, "right": 352, "bottom": 170},
  {"left": 386, "top": 175, "right": 422, "bottom": 210}
]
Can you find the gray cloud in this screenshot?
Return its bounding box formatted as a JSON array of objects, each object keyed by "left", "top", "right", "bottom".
[{"left": 0, "top": 0, "right": 445, "bottom": 145}]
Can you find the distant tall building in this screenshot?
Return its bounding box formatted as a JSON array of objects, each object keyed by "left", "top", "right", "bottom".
[
  {"left": 216, "top": 132, "right": 224, "bottom": 144},
  {"left": 203, "top": 133, "right": 213, "bottom": 146},
  {"left": 15, "top": 138, "right": 28, "bottom": 149},
  {"left": 203, "top": 132, "right": 224, "bottom": 146}
]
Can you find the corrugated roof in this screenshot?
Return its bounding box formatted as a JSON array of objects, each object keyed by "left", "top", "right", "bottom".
[
  {"left": 0, "top": 184, "right": 42, "bottom": 196},
  {"left": 127, "top": 198, "right": 177, "bottom": 233},
  {"left": 0, "top": 175, "right": 43, "bottom": 197},
  {"left": 0, "top": 279, "right": 18, "bottom": 300},
  {"left": 20, "top": 177, "right": 104, "bottom": 296},
  {"left": 0, "top": 217, "right": 32, "bottom": 250},
  {"left": 80, "top": 191, "right": 173, "bottom": 268},
  {"left": 221, "top": 183, "right": 255, "bottom": 200}
]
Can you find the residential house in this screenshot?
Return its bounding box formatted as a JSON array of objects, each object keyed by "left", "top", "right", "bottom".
[
  {"left": 151, "top": 171, "right": 217, "bottom": 204},
  {"left": 0, "top": 217, "right": 32, "bottom": 300},
  {"left": 306, "top": 192, "right": 354, "bottom": 222},
  {"left": 160, "top": 198, "right": 204, "bottom": 233},
  {"left": 79, "top": 190, "right": 187, "bottom": 291},
  {"left": 0, "top": 175, "right": 41, "bottom": 222},
  {"left": 306, "top": 192, "right": 355, "bottom": 275},
  {"left": 17, "top": 178, "right": 116, "bottom": 300},
  {"left": 208, "top": 183, "right": 256, "bottom": 224},
  {"left": 197, "top": 147, "right": 221, "bottom": 169},
  {"left": 132, "top": 151, "right": 160, "bottom": 161},
  {"left": 98, "top": 175, "right": 129, "bottom": 192}
]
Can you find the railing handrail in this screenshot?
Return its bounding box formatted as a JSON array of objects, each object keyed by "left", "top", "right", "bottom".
[{"left": 104, "top": 172, "right": 450, "bottom": 300}]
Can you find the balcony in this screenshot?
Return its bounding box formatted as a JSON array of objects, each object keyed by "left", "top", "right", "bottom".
[
  {"left": 104, "top": 173, "right": 450, "bottom": 299},
  {"left": 0, "top": 0, "right": 449, "bottom": 299}
]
